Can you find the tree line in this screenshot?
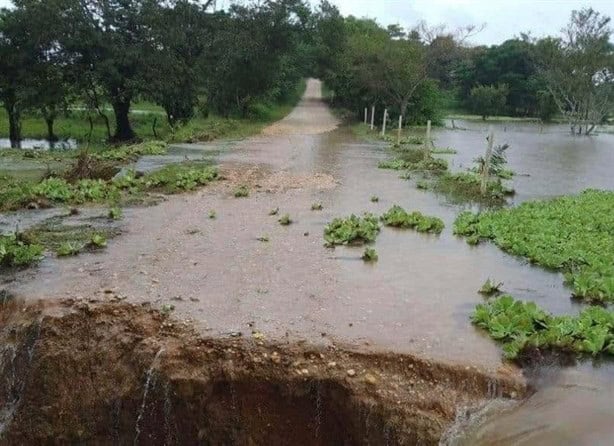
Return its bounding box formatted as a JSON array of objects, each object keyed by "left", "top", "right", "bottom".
[
  {"left": 0, "top": 0, "right": 316, "bottom": 147},
  {"left": 1, "top": 1, "right": 612, "bottom": 148},
  {"left": 321, "top": 6, "right": 613, "bottom": 134}
]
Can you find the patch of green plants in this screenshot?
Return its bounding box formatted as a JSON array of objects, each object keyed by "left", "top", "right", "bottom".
[
  {"left": 140, "top": 163, "right": 218, "bottom": 193},
  {"left": 380, "top": 205, "right": 445, "bottom": 234},
  {"left": 88, "top": 233, "right": 107, "bottom": 249},
  {"left": 416, "top": 180, "right": 429, "bottom": 190},
  {"left": 108, "top": 207, "right": 123, "bottom": 220},
  {"left": 433, "top": 172, "right": 513, "bottom": 205},
  {"left": 0, "top": 234, "right": 44, "bottom": 267},
  {"left": 472, "top": 295, "right": 614, "bottom": 360},
  {"left": 22, "top": 218, "right": 119, "bottom": 253},
  {"left": 454, "top": 190, "right": 614, "bottom": 302},
  {"left": 324, "top": 213, "right": 380, "bottom": 247},
  {"left": 93, "top": 140, "right": 168, "bottom": 162},
  {"left": 378, "top": 159, "right": 411, "bottom": 170},
  {"left": 234, "top": 185, "right": 249, "bottom": 198},
  {"left": 56, "top": 242, "right": 82, "bottom": 257},
  {"left": 479, "top": 278, "right": 503, "bottom": 296},
  {"left": 208, "top": 210, "right": 216, "bottom": 219},
  {"left": 370, "top": 195, "right": 379, "bottom": 202},
  {"left": 398, "top": 171, "right": 411, "bottom": 180},
  {"left": 378, "top": 154, "right": 447, "bottom": 172},
  {"left": 362, "top": 247, "right": 378, "bottom": 262},
  {"left": 311, "top": 202, "right": 323, "bottom": 211},
  {"left": 278, "top": 214, "right": 292, "bottom": 225}
]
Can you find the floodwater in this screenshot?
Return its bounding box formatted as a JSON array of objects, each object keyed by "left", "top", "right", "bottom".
[
  {"left": 450, "top": 361, "right": 614, "bottom": 445},
  {"left": 0, "top": 138, "right": 77, "bottom": 150},
  {"left": 3, "top": 79, "right": 614, "bottom": 442}
]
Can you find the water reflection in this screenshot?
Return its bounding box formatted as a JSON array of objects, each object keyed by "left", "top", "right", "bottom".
[{"left": 0, "top": 138, "right": 78, "bottom": 150}]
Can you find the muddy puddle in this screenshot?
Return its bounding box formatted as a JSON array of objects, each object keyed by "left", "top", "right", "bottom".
[{"left": 2, "top": 80, "right": 614, "bottom": 443}]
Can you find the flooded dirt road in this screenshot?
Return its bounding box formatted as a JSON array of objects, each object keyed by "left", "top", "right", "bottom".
[
  {"left": 6, "top": 79, "right": 515, "bottom": 373},
  {"left": 3, "top": 79, "right": 614, "bottom": 443}
]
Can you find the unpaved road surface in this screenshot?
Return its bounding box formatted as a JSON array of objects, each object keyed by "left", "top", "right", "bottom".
[{"left": 8, "top": 79, "right": 518, "bottom": 378}]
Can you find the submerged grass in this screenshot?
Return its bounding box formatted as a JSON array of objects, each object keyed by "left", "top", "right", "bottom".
[
  {"left": 473, "top": 295, "right": 614, "bottom": 360},
  {"left": 0, "top": 162, "right": 218, "bottom": 212},
  {"left": 455, "top": 190, "right": 614, "bottom": 302},
  {"left": 433, "top": 172, "right": 513, "bottom": 205}
]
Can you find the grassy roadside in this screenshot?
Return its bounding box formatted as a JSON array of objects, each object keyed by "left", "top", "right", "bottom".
[{"left": 0, "top": 80, "right": 307, "bottom": 145}]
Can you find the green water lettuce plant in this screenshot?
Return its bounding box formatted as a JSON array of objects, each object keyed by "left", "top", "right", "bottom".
[
  {"left": 479, "top": 278, "right": 503, "bottom": 296},
  {"left": 381, "top": 205, "right": 444, "bottom": 234},
  {"left": 234, "top": 185, "right": 249, "bottom": 197},
  {"left": 455, "top": 190, "right": 614, "bottom": 302},
  {"left": 362, "top": 247, "right": 378, "bottom": 262},
  {"left": 88, "top": 234, "right": 107, "bottom": 249},
  {"left": 278, "top": 214, "right": 292, "bottom": 225},
  {"left": 324, "top": 213, "right": 380, "bottom": 246},
  {"left": 56, "top": 242, "right": 82, "bottom": 257},
  {"left": 472, "top": 295, "right": 614, "bottom": 360},
  {"left": 0, "top": 234, "right": 44, "bottom": 267}
]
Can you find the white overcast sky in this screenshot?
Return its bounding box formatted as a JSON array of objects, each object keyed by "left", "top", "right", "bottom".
[{"left": 1, "top": 0, "right": 613, "bottom": 45}]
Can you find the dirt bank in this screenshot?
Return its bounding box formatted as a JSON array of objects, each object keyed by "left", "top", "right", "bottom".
[{"left": 0, "top": 299, "right": 524, "bottom": 445}]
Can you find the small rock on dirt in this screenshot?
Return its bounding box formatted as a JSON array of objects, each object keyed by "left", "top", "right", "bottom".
[{"left": 346, "top": 369, "right": 356, "bottom": 377}]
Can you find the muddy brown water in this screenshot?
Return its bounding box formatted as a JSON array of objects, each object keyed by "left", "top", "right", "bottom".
[{"left": 2, "top": 79, "right": 614, "bottom": 443}]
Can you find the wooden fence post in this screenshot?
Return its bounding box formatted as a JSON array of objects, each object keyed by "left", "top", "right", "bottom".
[
  {"left": 480, "top": 127, "right": 495, "bottom": 196},
  {"left": 381, "top": 109, "right": 388, "bottom": 136},
  {"left": 424, "top": 119, "right": 432, "bottom": 158},
  {"left": 364, "top": 107, "right": 368, "bottom": 124},
  {"left": 397, "top": 115, "right": 403, "bottom": 144},
  {"left": 370, "top": 106, "right": 375, "bottom": 130}
]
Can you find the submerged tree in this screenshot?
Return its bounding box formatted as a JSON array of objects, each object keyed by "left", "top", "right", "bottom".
[{"left": 538, "top": 8, "right": 614, "bottom": 135}]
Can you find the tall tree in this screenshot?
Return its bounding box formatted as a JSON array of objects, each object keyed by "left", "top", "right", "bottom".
[
  {"left": 538, "top": 8, "right": 614, "bottom": 135},
  {"left": 57, "top": 0, "right": 165, "bottom": 141},
  {"left": 0, "top": 6, "right": 36, "bottom": 147}
]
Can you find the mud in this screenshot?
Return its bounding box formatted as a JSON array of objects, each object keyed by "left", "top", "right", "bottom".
[{"left": 0, "top": 299, "right": 524, "bottom": 445}]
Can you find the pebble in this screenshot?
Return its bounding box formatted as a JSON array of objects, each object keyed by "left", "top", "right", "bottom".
[
  {"left": 365, "top": 373, "right": 377, "bottom": 385},
  {"left": 346, "top": 369, "right": 356, "bottom": 377},
  {"left": 327, "top": 361, "right": 337, "bottom": 368}
]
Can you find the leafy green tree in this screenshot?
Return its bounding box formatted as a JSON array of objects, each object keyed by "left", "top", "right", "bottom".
[
  {"left": 205, "top": 0, "right": 308, "bottom": 117},
  {"left": 145, "top": 1, "right": 213, "bottom": 127},
  {"left": 537, "top": 8, "right": 614, "bottom": 135},
  {"left": 469, "top": 84, "right": 509, "bottom": 119},
  {"left": 0, "top": 5, "right": 36, "bottom": 147},
  {"left": 56, "top": 0, "right": 167, "bottom": 141}
]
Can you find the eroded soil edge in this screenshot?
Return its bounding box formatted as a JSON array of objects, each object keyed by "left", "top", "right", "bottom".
[{"left": 0, "top": 299, "right": 525, "bottom": 445}]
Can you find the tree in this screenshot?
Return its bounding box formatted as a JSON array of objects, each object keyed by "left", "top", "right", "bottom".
[
  {"left": 56, "top": 0, "right": 173, "bottom": 141},
  {"left": 205, "top": 0, "right": 308, "bottom": 117},
  {"left": 381, "top": 39, "right": 429, "bottom": 118},
  {"left": 469, "top": 84, "right": 509, "bottom": 119},
  {"left": 0, "top": 6, "right": 37, "bottom": 147},
  {"left": 145, "top": 0, "right": 213, "bottom": 127},
  {"left": 538, "top": 8, "right": 614, "bottom": 135}
]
